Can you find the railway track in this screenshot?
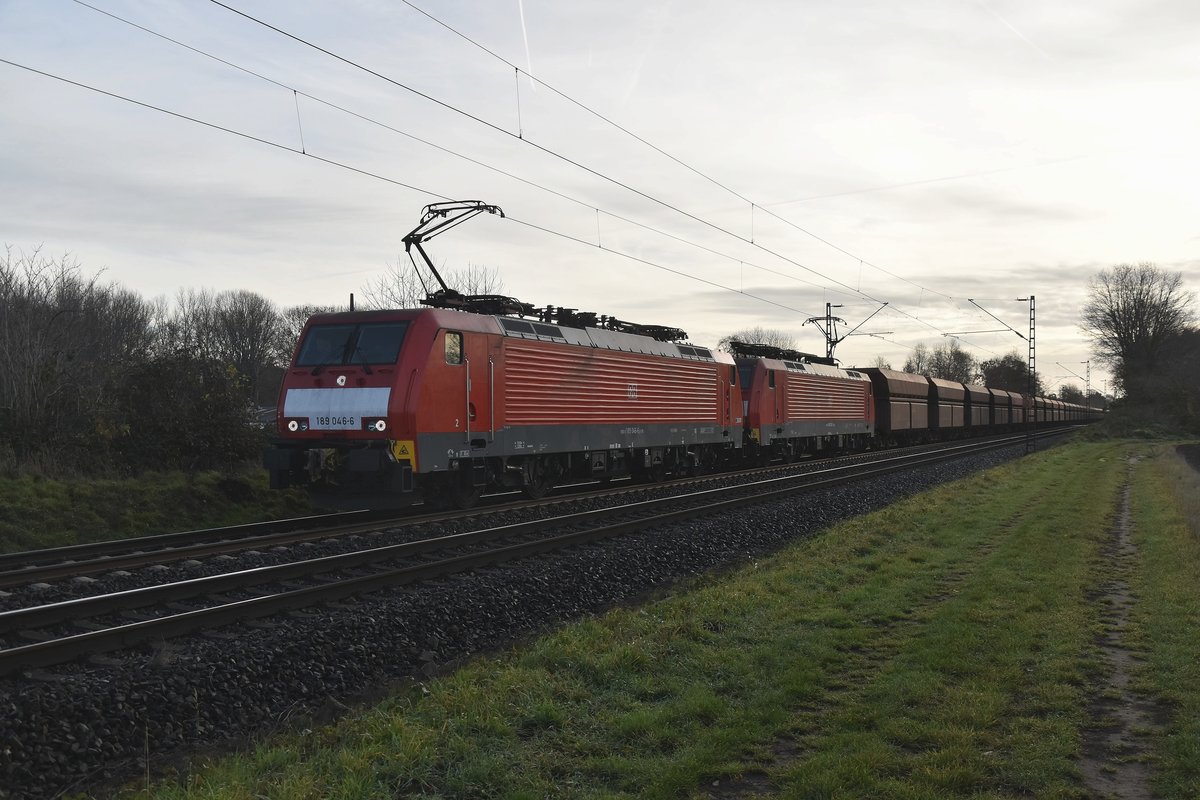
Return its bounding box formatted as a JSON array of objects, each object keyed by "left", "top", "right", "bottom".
[
  {"left": 0, "top": 431, "right": 1067, "bottom": 677},
  {"left": 0, "top": 428, "right": 1065, "bottom": 592}
]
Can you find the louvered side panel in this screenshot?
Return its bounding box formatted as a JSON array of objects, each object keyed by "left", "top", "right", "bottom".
[
  {"left": 503, "top": 342, "right": 717, "bottom": 425},
  {"left": 784, "top": 375, "right": 869, "bottom": 421}
]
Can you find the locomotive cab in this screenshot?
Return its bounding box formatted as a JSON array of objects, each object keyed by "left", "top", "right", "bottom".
[{"left": 264, "top": 310, "right": 426, "bottom": 501}]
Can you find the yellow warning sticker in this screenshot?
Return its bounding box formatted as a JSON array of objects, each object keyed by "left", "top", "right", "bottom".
[{"left": 391, "top": 440, "right": 415, "bottom": 463}]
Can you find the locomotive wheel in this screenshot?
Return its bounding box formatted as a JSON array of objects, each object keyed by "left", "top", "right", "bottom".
[
  {"left": 419, "top": 484, "right": 452, "bottom": 511},
  {"left": 521, "top": 458, "right": 554, "bottom": 500},
  {"left": 634, "top": 463, "right": 666, "bottom": 483},
  {"left": 420, "top": 475, "right": 482, "bottom": 510},
  {"left": 449, "top": 483, "right": 482, "bottom": 509}
]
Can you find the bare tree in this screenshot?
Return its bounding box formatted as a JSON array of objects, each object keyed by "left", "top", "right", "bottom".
[
  {"left": 1058, "top": 384, "right": 1086, "bottom": 404},
  {"left": 362, "top": 260, "right": 503, "bottom": 309},
  {"left": 159, "top": 288, "right": 220, "bottom": 360},
  {"left": 870, "top": 355, "right": 892, "bottom": 370},
  {"left": 0, "top": 246, "right": 157, "bottom": 465},
  {"left": 902, "top": 343, "right": 931, "bottom": 375},
  {"left": 0, "top": 247, "right": 335, "bottom": 471},
  {"left": 902, "top": 340, "right": 977, "bottom": 384},
  {"left": 927, "top": 340, "right": 977, "bottom": 384},
  {"left": 979, "top": 350, "right": 1043, "bottom": 395},
  {"left": 1082, "top": 262, "right": 1195, "bottom": 399},
  {"left": 716, "top": 327, "right": 797, "bottom": 352},
  {"left": 212, "top": 290, "right": 286, "bottom": 402}
]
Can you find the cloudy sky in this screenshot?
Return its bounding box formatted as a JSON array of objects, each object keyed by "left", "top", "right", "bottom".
[{"left": 3, "top": 0, "right": 1199, "bottom": 394}]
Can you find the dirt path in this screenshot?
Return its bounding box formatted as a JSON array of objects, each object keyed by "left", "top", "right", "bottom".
[{"left": 1077, "top": 457, "right": 1165, "bottom": 799}]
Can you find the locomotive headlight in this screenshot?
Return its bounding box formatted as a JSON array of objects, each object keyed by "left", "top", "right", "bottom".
[
  {"left": 374, "top": 419, "right": 387, "bottom": 432},
  {"left": 287, "top": 420, "right": 299, "bottom": 432}
]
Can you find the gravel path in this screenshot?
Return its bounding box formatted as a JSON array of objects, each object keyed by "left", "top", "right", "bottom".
[{"left": 0, "top": 440, "right": 1048, "bottom": 799}]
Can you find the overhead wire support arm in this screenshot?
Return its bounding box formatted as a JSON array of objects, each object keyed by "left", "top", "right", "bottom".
[
  {"left": 839, "top": 301, "right": 889, "bottom": 341},
  {"left": 967, "top": 298, "right": 1027, "bottom": 341},
  {"left": 1054, "top": 361, "right": 1087, "bottom": 385},
  {"left": 941, "top": 329, "right": 1009, "bottom": 336}
]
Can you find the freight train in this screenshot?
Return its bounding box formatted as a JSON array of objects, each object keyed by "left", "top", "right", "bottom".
[
  {"left": 263, "top": 304, "right": 1100, "bottom": 508},
  {"left": 262, "top": 202, "right": 1102, "bottom": 508}
]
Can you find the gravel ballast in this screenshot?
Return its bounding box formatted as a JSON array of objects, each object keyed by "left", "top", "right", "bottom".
[{"left": 0, "top": 440, "right": 1055, "bottom": 799}]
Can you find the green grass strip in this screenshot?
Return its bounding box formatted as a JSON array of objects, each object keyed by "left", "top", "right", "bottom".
[
  {"left": 0, "top": 471, "right": 310, "bottom": 553},
  {"left": 132, "top": 441, "right": 1149, "bottom": 799},
  {"left": 773, "top": 444, "right": 1126, "bottom": 799},
  {"left": 1126, "top": 445, "right": 1200, "bottom": 798}
]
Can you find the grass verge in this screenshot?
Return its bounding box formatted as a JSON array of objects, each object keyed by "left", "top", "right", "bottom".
[
  {"left": 1125, "top": 445, "right": 1200, "bottom": 798},
  {"left": 122, "top": 440, "right": 1197, "bottom": 799},
  {"left": 0, "top": 470, "right": 311, "bottom": 553}
]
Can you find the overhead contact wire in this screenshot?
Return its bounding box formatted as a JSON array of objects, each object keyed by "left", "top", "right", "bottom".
[
  {"left": 398, "top": 0, "right": 958, "bottom": 303},
  {"left": 65, "top": 0, "right": 835, "bottom": 299},
  {"left": 206, "top": 0, "right": 869, "bottom": 301},
  {"left": 75, "top": 0, "right": 974, "bottom": 343},
  {"left": 0, "top": 58, "right": 817, "bottom": 320},
  {"left": 0, "top": 59, "right": 452, "bottom": 201},
  {"left": 66, "top": 1, "right": 976, "bottom": 348}
]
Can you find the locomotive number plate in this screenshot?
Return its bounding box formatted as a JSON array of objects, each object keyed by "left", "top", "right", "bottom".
[{"left": 312, "top": 415, "right": 357, "bottom": 430}]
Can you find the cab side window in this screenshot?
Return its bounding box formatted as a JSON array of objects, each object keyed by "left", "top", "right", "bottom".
[
  {"left": 768, "top": 370, "right": 776, "bottom": 389},
  {"left": 445, "top": 331, "right": 463, "bottom": 365}
]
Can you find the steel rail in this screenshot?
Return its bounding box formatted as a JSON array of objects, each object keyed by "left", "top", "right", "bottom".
[
  {"left": 2, "top": 433, "right": 1039, "bottom": 635},
  {"left": 0, "top": 426, "right": 1080, "bottom": 590},
  {"left": 0, "top": 432, "right": 1063, "bottom": 677},
  {"left": 0, "top": 509, "right": 388, "bottom": 573}
]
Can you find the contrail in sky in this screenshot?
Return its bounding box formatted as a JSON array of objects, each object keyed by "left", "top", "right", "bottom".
[
  {"left": 516, "top": 0, "right": 535, "bottom": 87},
  {"left": 974, "top": 0, "right": 1056, "bottom": 60}
]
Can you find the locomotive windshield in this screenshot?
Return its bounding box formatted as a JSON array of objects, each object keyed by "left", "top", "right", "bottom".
[{"left": 296, "top": 321, "right": 409, "bottom": 367}]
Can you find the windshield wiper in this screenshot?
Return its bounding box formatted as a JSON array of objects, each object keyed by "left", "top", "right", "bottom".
[{"left": 352, "top": 345, "right": 374, "bottom": 374}]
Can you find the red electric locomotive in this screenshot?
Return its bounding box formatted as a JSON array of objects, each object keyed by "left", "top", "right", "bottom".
[
  {"left": 729, "top": 342, "right": 874, "bottom": 460},
  {"left": 264, "top": 305, "right": 744, "bottom": 508},
  {"left": 264, "top": 201, "right": 749, "bottom": 507}
]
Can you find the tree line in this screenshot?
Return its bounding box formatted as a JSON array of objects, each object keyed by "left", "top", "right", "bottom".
[{"left": 0, "top": 249, "right": 308, "bottom": 473}]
